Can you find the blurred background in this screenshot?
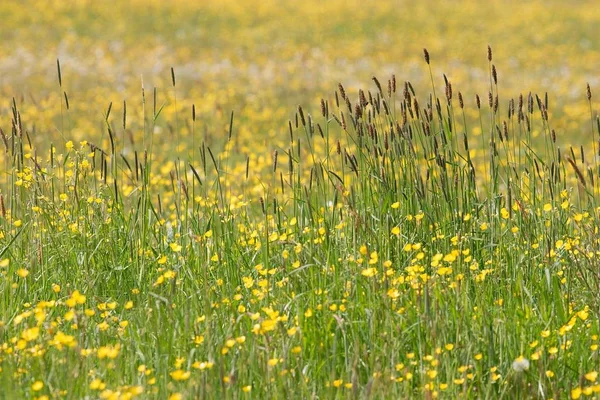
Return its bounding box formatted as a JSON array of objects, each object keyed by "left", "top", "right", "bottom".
[{"left": 0, "top": 0, "right": 599, "bottom": 154}]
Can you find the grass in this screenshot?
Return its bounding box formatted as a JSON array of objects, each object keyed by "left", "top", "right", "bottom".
[{"left": 1, "top": 1, "right": 600, "bottom": 399}]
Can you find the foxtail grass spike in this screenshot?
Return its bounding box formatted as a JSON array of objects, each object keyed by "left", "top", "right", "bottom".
[{"left": 57, "top": 59, "right": 62, "bottom": 87}]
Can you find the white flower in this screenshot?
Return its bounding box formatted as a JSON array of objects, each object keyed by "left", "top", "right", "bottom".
[{"left": 512, "top": 356, "right": 530, "bottom": 372}]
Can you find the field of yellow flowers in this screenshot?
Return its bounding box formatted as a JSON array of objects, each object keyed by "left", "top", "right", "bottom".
[{"left": 1, "top": 1, "right": 600, "bottom": 398}]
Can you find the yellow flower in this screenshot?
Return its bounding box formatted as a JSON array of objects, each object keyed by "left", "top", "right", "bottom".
[
  {"left": 170, "top": 369, "right": 191, "bottom": 381},
  {"left": 361, "top": 267, "right": 377, "bottom": 277},
  {"left": 31, "top": 381, "right": 44, "bottom": 391},
  {"left": 65, "top": 290, "right": 86, "bottom": 307},
  {"left": 169, "top": 243, "right": 182, "bottom": 252},
  {"left": 89, "top": 378, "right": 105, "bottom": 390},
  {"left": 585, "top": 371, "right": 598, "bottom": 382},
  {"left": 17, "top": 268, "right": 29, "bottom": 278},
  {"left": 97, "top": 344, "right": 120, "bottom": 359}
]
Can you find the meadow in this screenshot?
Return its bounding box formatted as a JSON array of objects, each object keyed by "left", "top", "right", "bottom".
[{"left": 1, "top": 0, "right": 600, "bottom": 398}]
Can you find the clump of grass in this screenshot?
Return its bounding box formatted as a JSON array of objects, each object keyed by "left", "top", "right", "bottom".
[{"left": 0, "top": 47, "right": 599, "bottom": 399}]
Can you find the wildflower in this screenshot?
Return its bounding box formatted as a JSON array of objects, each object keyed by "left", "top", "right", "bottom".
[
  {"left": 90, "top": 378, "right": 105, "bottom": 390},
  {"left": 97, "top": 344, "right": 120, "bottom": 359},
  {"left": 585, "top": 371, "right": 598, "bottom": 382},
  {"left": 170, "top": 369, "right": 190, "bottom": 381},
  {"left": 361, "top": 267, "right": 377, "bottom": 277},
  {"left": 512, "top": 356, "right": 529, "bottom": 372},
  {"left": 65, "top": 290, "right": 86, "bottom": 307},
  {"left": 16, "top": 268, "right": 29, "bottom": 278}
]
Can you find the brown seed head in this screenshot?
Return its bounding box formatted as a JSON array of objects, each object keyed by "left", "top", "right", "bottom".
[
  {"left": 338, "top": 83, "right": 346, "bottom": 100},
  {"left": 587, "top": 83, "right": 592, "bottom": 101},
  {"left": 359, "top": 89, "right": 367, "bottom": 108},
  {"left": 0, "top": 193, "right": 5, "bottom": 218},
  {"left": 423, "top": 48, "right": 430, "bottom": 65},
  {"left": 372, "top": 76, "right": 383, "bottom": 94},
  {"left": 518, "top": 94, "right": 523, "bottom": 111},
  {"left": 298, "top": 106, "right": 306, "bottom": 127},
  {"left": 445, "top": 82, "right": 452, "bottom": 102},
  {"left": 355, "top": 104, "right": 362, "bottom": 120}
]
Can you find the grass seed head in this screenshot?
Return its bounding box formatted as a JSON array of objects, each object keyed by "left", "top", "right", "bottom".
[{"left": 587, "top": 83, "right": 592, "bottom": 101}]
